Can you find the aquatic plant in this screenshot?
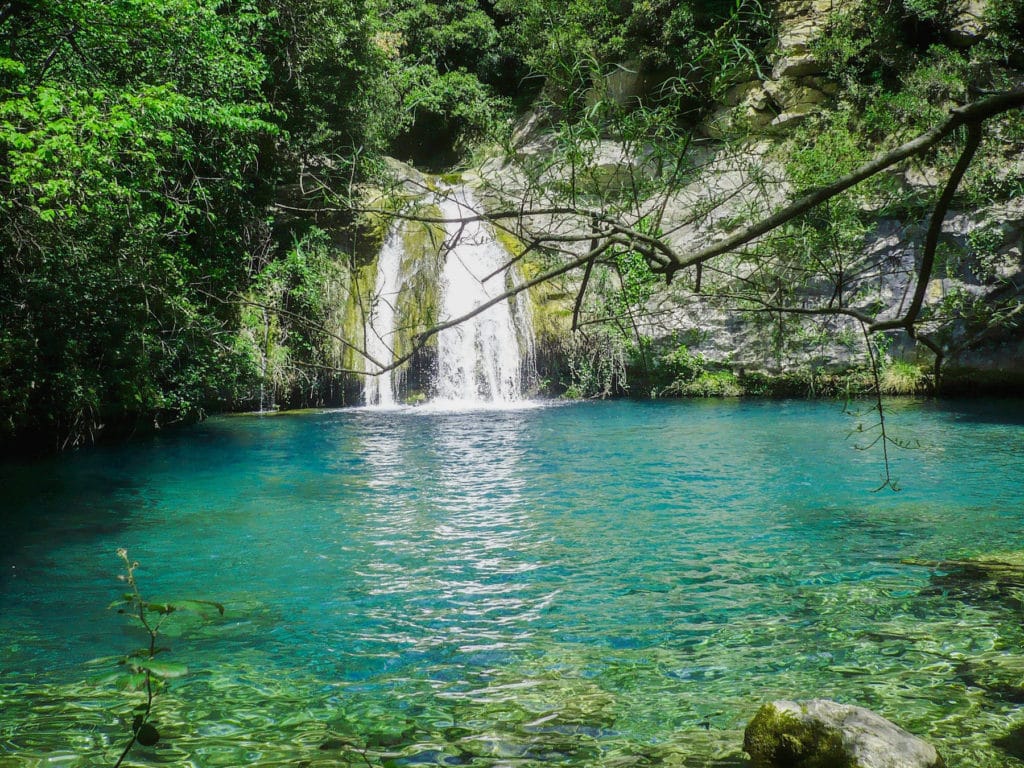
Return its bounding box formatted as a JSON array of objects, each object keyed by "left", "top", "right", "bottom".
[{"left": 107, "top": 548, "right": 223, "bottom": 767}]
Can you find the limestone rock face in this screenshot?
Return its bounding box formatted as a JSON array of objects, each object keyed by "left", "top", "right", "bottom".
[
  {"left": 945, "top": 0, "right": 990, "bottom": 48},
  {"left": 706, "top": 0, "right": 855, "bottom": 136},
  {"left": 744, "top": 699, "right": 945, "bottom": 768}
]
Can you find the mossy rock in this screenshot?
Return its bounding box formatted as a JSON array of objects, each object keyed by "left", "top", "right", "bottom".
[
  {"left": 959, "top": 654, "right": 1024, "bottom": 702},
  {"left": 954, "top": 552, "right": 1024, "bottom": 587},
  {"left": 744, "top": 704, "right": 854, "bottom": 768},
  {"left": 744, "top": 700, "right": 944, "bottom": 768},
  {"left": 340, "top": 259, "right": 381, "bottom": 372},
  {"left": 395, "top": 215, "right": 445, "bottom": 360}
]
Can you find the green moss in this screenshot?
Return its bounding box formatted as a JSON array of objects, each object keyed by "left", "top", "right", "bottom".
[
  {"left": 488, "top": 227, "right": 575, "bottom": 347},
  {"left": 744, "top": 704, "right": 857, "bottom": 768},
  {"left": 354, "top": 189, "right": 433, "bottom": 265},
  {"left": 637, "top": 342, "right": 744, "bottom": 398},
  {"left": 673, "top": 370, "right": 742, "bottom": 397},
  {"left": 340, "top": 259, "right": 380, "bottom": 373},
  {"left": 394, "top": 215, "right": 445, "bottom": 359},
  {"left": 737, "top": 368, "right": 876, "bottom": 398},
  {"left": 492, "top": 224, "right": 526, "bottom": 260}
]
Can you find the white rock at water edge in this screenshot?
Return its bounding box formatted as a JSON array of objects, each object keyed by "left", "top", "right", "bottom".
[{"left": 744, "top": 698, "right": 945, "bottom": 768}]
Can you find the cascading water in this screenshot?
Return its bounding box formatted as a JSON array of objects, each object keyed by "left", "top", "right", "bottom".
[
  {"left": 434, "top": 188, "right": 533, "bottom": 404},
  {"left": 362, "top": 224, "right": 404, "bottom": 407},
  {"left": 361, "top": 185, "right": 535, "bottom": 407}
]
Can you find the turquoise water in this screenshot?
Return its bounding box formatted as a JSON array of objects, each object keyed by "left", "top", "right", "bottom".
[{"left": 2, "top": 399, "right": 1024, "bottom": 767}]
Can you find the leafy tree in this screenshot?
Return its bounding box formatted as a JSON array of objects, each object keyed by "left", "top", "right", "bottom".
[
  {"left": 495, "top": 0, "right": 773, "bottom": 118},
  {"left": 0, "top": 0, "right": 275, "bottom": 451},
  {"left": 366, "top": 0, "right": 515, "bottom": 167},
  {"left": 255, "top": 0, "right": 392, "bottom": 183}
]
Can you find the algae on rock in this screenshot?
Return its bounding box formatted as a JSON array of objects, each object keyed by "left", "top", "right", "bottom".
[
  {"left": 744, "top": 703, "right": 855, "bottom": 768},
  {"left": 744, "top": 700, "right": 945, "bottom": 768}
]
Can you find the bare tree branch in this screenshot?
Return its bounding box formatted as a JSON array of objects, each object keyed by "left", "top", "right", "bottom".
[
  {"left": 870, "top": 121, "right": 984, "bottom": 332},
  {"left": 660, "top": 90, "right": 1024, "bottom": 280}
]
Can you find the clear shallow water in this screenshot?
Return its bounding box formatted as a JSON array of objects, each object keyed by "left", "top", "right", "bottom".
[{"left": 1, "top": 398, "right": 1024, "bottom": 767}]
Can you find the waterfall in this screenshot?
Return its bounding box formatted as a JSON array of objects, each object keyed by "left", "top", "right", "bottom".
[
  {"left": 363, "top": 224, "right": 404, "bottom": 407},
  {"left": 435, "top": 188, "right": 533, "bottom": 404},
  {"left": 361, "top": 186, "right": 535, "bottom": 407}
]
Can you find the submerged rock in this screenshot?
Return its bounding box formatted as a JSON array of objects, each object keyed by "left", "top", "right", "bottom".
[
  {"left": 743, "top": 699, "right": 944, "bottom": 768},
  {"left": 994, "top": 721, "right": 1024, "bottom": 762},
  {"left": 959, "top": 654, "right": 1024, "bottom": 702},
  {"left": 904, "top": 551, "right": 1024, "bottom": 606}
]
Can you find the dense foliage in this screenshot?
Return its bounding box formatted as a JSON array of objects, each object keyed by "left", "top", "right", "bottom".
[
  {"left": 0, "top": 0, "right": 280, "bottom": 450},
  {"left": 0, "top": 0, "right": 435, "bottom": 451},
  {"left": 1, "top": 0, "right": 1021, "bottom": 451}
]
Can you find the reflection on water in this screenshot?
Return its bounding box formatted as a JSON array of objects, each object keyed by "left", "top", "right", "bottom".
[{"left": 1, "top": 400, "right": 1024, "bottom": 767}]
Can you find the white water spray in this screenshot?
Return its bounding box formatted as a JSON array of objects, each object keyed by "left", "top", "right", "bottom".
[
  {"left": 434, "top": 188, "right": 533, "bottom": 404},
  {"left": 363, "top": 225, "right": 404, "bottom": 407}
]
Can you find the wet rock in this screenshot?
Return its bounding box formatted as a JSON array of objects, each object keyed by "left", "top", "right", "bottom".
[{"left": 744, "top": 699, "right": 945, "bottom": 768}]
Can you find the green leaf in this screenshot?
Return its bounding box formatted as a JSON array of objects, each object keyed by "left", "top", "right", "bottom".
[
  {"left": 83, "top": 655, "right": 122, "bottom": 667},
  {"left": 0, "top": 57, "right": 26, "bottom": 77},
  {"left": 116, "top": 672, "right": 148, "bottom": 691},
  {"left": 136, "top": 723, "right": 160, "bottom": 746},
  {"left": 174, "top": 599, "right": 226, "bottom": 616},
  {"left": 140, "top": 660, "right": 189, "bottom": 679}
]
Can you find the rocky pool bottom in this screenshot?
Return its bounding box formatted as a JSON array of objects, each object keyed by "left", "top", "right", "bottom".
[{"left": 1, "top": 399, "right": 1023, "bottom": 767}]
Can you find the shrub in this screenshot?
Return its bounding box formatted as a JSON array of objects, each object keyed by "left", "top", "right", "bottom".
[{"left": 880, "top": 359, "right": 928, "bottom": 395}]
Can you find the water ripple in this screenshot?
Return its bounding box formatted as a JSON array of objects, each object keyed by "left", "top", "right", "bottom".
[{"left": 2, "top": 400, "right": 1024, "bottom": 766}]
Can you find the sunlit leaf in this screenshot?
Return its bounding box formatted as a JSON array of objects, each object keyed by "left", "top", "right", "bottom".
[
  {"left": 174, "top": 599, "right": 226, "bottom": 616},
  {"left": 83, "top": 655, "right": 122, "bottom": 667},
  {"left": 140, "top": 660, "right": 188, "bottom": 678}
]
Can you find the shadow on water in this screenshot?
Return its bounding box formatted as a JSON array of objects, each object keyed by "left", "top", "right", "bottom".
[
  {"left": 0, "top": 413, "right": 304, "bottom": 581},
  {"left": 0, "top": 457, "right": 144, "bottom": 569},
  {"left": 926, "top": 397, "right": 1024, "bottom": 425}
]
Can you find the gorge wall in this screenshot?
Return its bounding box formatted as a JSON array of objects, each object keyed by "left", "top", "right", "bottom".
[
  {"left": 467, "top": 0, "right": 1024, "bottom": 397},
  {"left": 274, "top": 0, "right": 1024, "bottom": 406}
]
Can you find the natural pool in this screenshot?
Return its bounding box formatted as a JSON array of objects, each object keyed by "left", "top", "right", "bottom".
[{"left": 2, "top": 398, "right": 1023, "bottom": 767}]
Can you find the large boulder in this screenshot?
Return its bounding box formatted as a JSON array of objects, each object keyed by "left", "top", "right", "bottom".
[{"left": 744, "top": 699, "right": 945, "bottom": 768}]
